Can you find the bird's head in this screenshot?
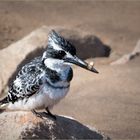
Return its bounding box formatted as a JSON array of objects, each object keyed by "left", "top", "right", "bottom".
[{"left": 42, "top": 30, "right": 99, "bottom": 73}]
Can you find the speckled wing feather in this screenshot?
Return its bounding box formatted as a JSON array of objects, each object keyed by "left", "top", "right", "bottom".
[{"left": 8, "top": 57, "right": 44, "bottom": 103}]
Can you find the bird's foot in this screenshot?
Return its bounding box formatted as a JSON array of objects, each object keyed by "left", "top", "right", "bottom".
[
  {"left": 31, "top": 109, "right": 43, "bottom": 119},
  {"left": 45, "top": 107, "right": 57, "bottom": 120},
  {"left": 43, "top": 112, "right": 56, "bottom": 120},
  {"left": 31, "top": 109, "right": 56, "bottom": 120}
]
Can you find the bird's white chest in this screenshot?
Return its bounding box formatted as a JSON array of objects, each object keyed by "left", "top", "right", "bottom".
[
  {"left": 41, "top": 83, "right": 69, "bottom": 101},
  {"left": 8, "top": 84, "right": 69, "bottom": 111}
]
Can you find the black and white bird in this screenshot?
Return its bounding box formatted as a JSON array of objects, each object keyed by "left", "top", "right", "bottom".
[{"left": 0, "top": 30, "right": 98, "bottom": 120}]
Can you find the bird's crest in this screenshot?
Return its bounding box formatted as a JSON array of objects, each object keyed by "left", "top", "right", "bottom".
[
  {"left": 48, "top": 30, "right": 67, "bottom": 47},
  {"left": 48, "top": 30, "right": 76, "bottom": 56}
]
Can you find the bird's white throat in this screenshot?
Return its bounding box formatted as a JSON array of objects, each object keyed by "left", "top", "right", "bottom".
[
  {"left": 44, "top": 58, "right": 71, "bottom": 71},
  {"left": 44, "top": 58, "right": 72, "bottom": 83}
]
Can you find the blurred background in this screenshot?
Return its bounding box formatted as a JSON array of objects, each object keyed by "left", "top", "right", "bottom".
[{"left": 0, "top": 1, "right": 140, "bottom": 140}]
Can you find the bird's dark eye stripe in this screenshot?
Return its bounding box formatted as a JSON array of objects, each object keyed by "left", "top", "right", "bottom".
[
  {"left": 67, "top": 46, "right": 76, "bottom": 56},
  {"left": 53, "top": 50, "right": 66, "bottom": 59},
  {"left": 58, "top": 50, "right": 66, "bottom": 56}
]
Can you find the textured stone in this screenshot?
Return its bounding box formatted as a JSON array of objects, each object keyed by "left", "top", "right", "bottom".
[{"left": 0, "top": 111, "right": 109, "bottom": 140}]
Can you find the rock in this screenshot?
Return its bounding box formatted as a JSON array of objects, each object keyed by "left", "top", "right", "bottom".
[
  {"left": 110, "top": 54, "right": 131, "bottom": 65},
  {"left": 0, "top": 26, "right": 110, "bottom": 95},
  {"left": 131, "top": 39, "right": 140, "bottom": 55},
  {"left": 0, "top": 111, "right": 109, "bottom": 140},
  {"left": 110, "top": 39, "right": 140, "bottom": 65}
]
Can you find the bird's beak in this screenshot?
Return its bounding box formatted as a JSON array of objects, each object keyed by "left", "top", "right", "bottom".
[{"left": 64, "top": 56, "right": 99, "bottom": 74}]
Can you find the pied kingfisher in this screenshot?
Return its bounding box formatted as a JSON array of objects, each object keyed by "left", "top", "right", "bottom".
[{"left": 0, "top": 30, "right": 98, "bottom": 120}]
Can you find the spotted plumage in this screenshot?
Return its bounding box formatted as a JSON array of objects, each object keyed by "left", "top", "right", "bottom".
[{"left": 0, "top": 30, "right": 98, "bottom": 119}]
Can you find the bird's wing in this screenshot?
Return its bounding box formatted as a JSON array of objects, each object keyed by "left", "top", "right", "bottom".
[{"left": 8, "top": 57, "right": 44, "bottom": 103}]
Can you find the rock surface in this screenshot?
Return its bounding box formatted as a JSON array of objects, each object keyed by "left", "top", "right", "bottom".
[
  {"left": 0, "top": 26, "right": 109, "bottom": 95},
  {"left": 0, "top": 110, "right": 109, "bottom": 140}
]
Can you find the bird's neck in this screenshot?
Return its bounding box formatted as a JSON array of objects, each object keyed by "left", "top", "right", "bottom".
[
  {"left": 44, "top": 58, "right": 67, "bottom": 70},
  {"left": 44, "top": 58, "right": 73, "bottom": 82}
]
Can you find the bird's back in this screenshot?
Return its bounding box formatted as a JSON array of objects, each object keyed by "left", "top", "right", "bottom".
[
  {"left": 6, "top": 56, "right": 71, "bottom": 110},
  {"left": 8, "top": 57, "right": 42, "bottom": 101}
]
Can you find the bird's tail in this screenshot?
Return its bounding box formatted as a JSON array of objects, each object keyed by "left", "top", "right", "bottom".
[{"left": 0, "top": 96, "right": 9, "bottom": 109}]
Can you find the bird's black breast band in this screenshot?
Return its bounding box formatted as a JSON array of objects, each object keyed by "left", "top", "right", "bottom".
[{"left": 45, "top": 80, "right": 70, "bottom": 89}]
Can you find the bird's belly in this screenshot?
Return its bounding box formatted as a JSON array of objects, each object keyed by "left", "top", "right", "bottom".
[{"left": 8, "top": 85, "right": 69, "bottom": 111}]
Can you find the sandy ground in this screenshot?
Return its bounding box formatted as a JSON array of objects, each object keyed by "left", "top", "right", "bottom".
[{"left": 0, "top": 1, "right": 140, "bottom": 140}]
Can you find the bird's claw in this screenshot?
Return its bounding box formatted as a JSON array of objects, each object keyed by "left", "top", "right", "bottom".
[{"left": 31, "top": 109, "right": 56, "bottom": 120}]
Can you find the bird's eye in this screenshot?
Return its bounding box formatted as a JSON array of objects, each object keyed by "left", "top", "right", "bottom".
[{"left": 58, "top": 50, "right": 66, "bottom": 57}]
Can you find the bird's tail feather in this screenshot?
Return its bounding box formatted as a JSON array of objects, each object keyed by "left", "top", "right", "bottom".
[{"left": 0, "top": 97, "right": 9, "bottom": 109}]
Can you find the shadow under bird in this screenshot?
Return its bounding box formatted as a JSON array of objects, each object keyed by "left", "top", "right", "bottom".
[{"left": 0, "top": 30, "right": 99, "bottom": 120}]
